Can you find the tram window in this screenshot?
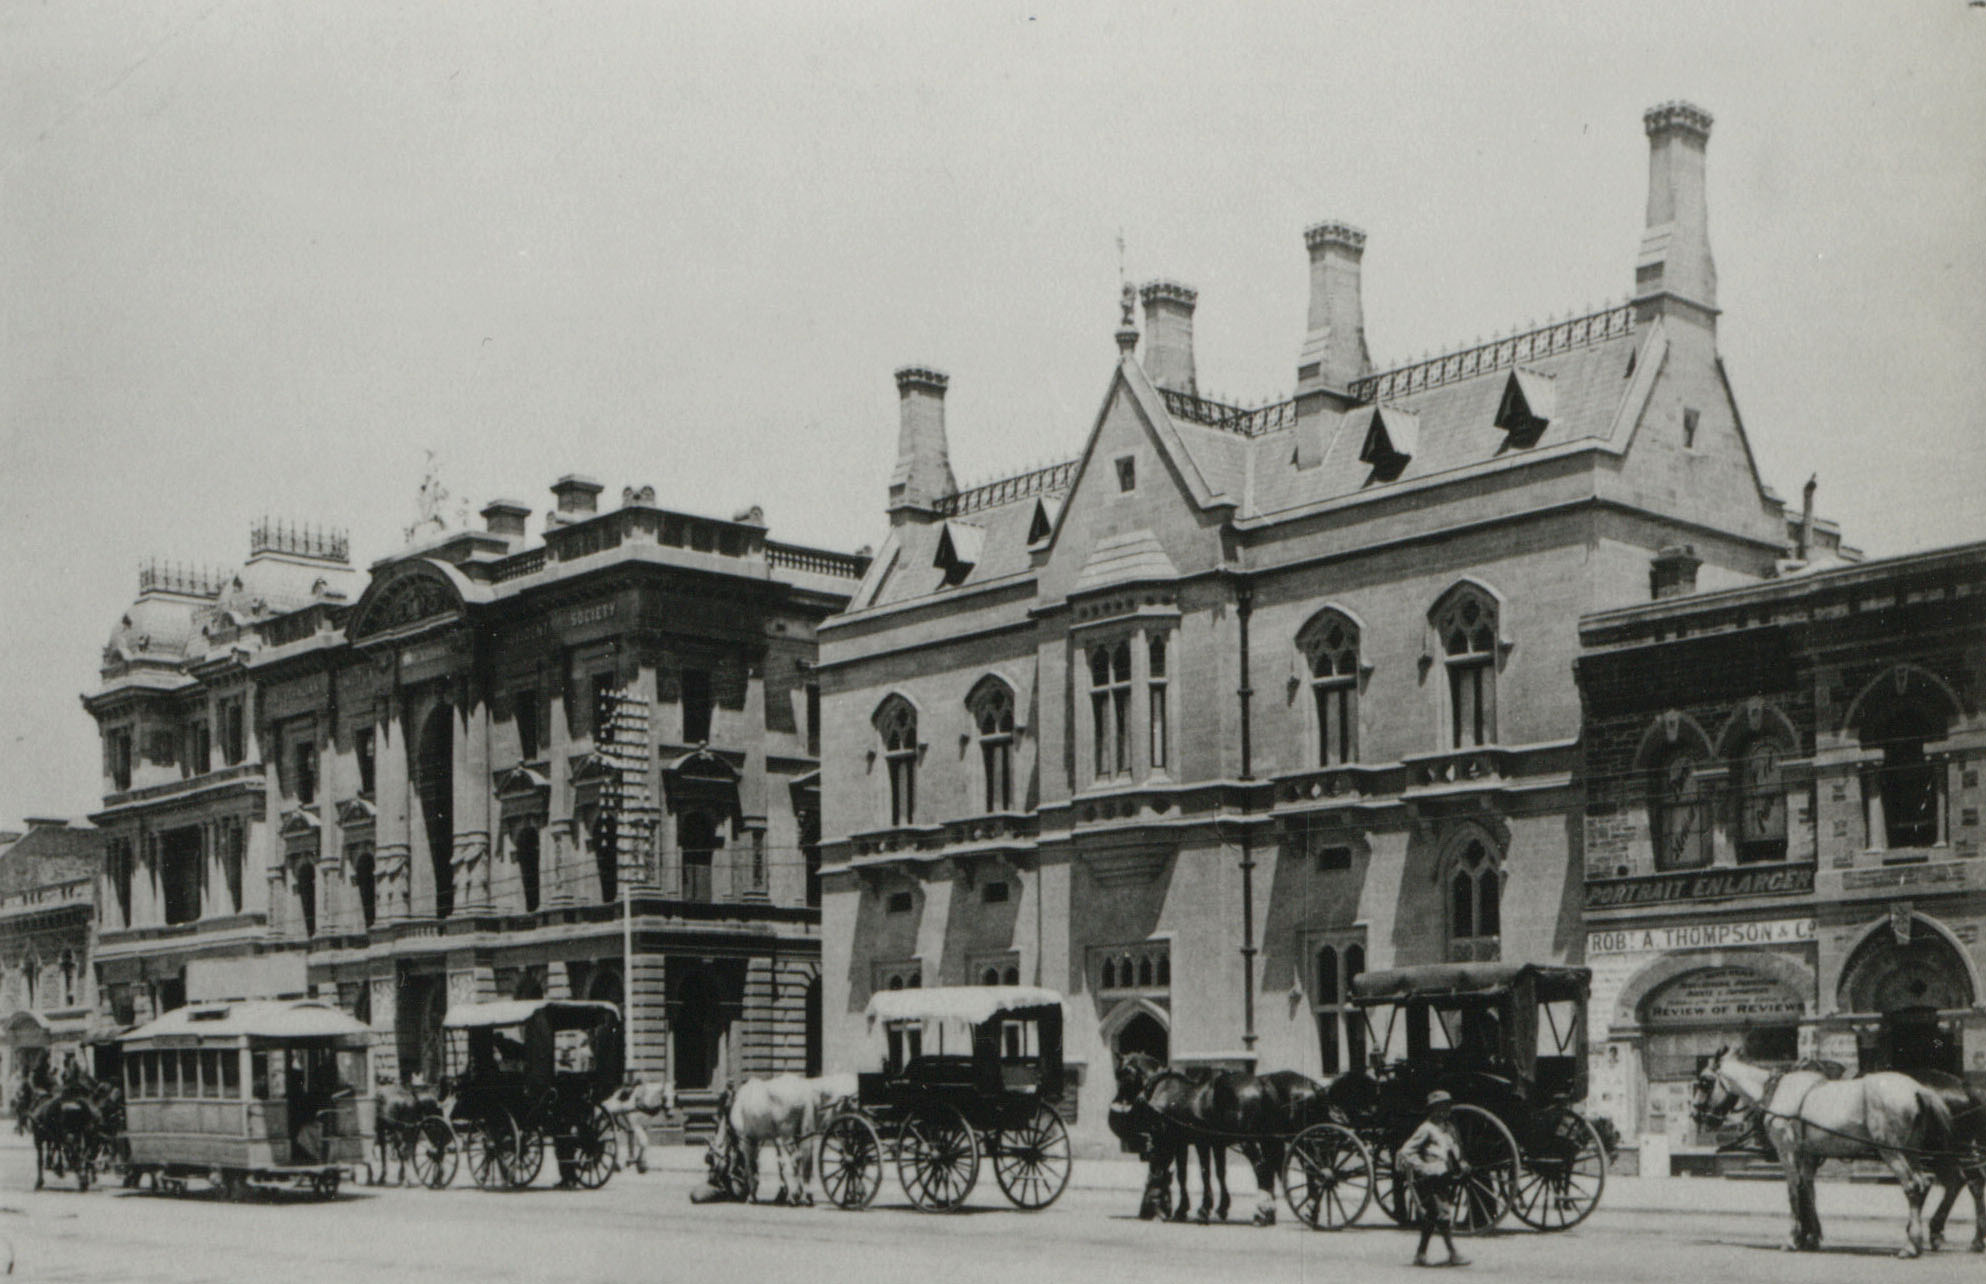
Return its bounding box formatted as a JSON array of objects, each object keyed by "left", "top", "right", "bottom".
[
  {"left": 337, "top": 1050, "right": 366, "bottom": 1092},
  {"left": 181, "top": 1051, "right": 200, "bottom": 1098},
  {"left": 222, "top": 1050, "right": 241, "bottom": 1097},
  {"left": 162, "top": 1051, "right": 180, "bottom": 1097},
  {"left": 252, "top": 1052, "right": 272, "bottom": 1101},
  {"left": 143, "top": 1052, "right": 159, "bottom": 1099},
  {"left": 206, "top": 1051, "right": 226, "bottom": 1098}
]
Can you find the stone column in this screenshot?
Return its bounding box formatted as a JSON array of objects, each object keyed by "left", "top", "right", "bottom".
[
  {"left": 544, "top": 657, "right": 578, "bottom": 910},
  {"left": 454, "top": 675, "right": 493, "bottom": 915},
  {"left": 375, "top": 695, "right": 413, "bottom": 924}
]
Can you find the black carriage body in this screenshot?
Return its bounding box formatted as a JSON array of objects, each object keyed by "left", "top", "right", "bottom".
[
  {"left": 857, "top": 1000, "right": 1064, "bottom": 1135},
  {"left": 444, "top": 999, "right": 623, "bottom": 1132}
]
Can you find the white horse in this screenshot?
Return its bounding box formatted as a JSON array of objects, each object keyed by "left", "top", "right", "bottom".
[
  {"left": 706, "top": 1074, "right": 858, "bottom": 1204},
  {"left": 1695, "top": 1047, "right": 1955, "bottom": 1257},
  {"left": 602, "top": 1078, "right": 678, "bottom": 1174}
]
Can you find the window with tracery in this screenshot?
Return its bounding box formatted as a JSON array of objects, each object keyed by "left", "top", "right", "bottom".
[
  {"left": 876, "top": 698, "right": 918, "bottom": 826},
  {"left": 1433, "top": 588, "right": 1499, "bottom": 748},
  {"left": 1448, "top": 838, "right": 1502, "bottom": 962},
  {"left": 1298, "top": 612, "right": 1360, "bottom": 765},
  {"left": 1734, "top": 739, "right": 1788, "bottom": 863},
  {"left": 969, "top": 681, "right": 1015, "bottom": 812},
  {"left": 1313, "top": 939, "right": 1366, "bottom": 1074},
  {"left": 1652, "top": 747, "right": 1712, "bottom": 871},
  {"left": 1090, "top": 642, "right": 1133, "bottom": 780}
]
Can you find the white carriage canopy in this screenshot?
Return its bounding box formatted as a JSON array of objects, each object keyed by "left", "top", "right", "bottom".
[{"left": 864, "top": 985, "right": 1064, "bottom": 1029}]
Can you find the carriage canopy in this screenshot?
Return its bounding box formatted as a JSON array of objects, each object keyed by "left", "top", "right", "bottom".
[
  {"left": 863, "top": 986, "right": 1064, "bottom": 1029},
  {"left": 1351, "top": 963, "right": 1591, "bottom": 1006}
]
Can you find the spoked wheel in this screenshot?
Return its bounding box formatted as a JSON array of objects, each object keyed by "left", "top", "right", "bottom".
[
  {"left": 510, "top": 1124, "right": 547, "bottom": 1190},
  {"left": 463, "top": 1113, "right": 517, "bottom": 1190},
  {"left": 816, "top": 1112, "right": 884, "bottom": 1210},
  {"left": 1511, "top": 1107, "right": 1606, "bottom": 1231},
  {"left": 411, "top": 1116, "right": 460, "bottom": 1190},
  {"left": 1371, "top": 1145, "right": 1415, "bottom": 1225},
  {"left": 1282, "top": 1123, "right": 1375, "bottom": 1230},
  {"left": 991, "top": 1102, "right": 1071, "bottom": 1210},
  {"left": 564, "top": 1107, "right": 617, "bottom": 1190},
  {"left": 896, "top": 1104, "right": 979, "bottom": 1212},
  {"left": 1445, "top": 1104, "right": 1520, "bottom": 1235}
]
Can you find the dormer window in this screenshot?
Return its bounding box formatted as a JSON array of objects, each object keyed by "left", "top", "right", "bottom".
[
  {"left": 1358, "top": 405, "right": 1418, "bottom": 481},
  {"left": 1027, "top": 496, "right": 1062, "bottom": 547},
  {"left": 934, "top": 520, "right": 983, "bottom": 588},
  {"left": 1115, "top": 456, "right": 1137, "bottom": 492},
  {"left": 1494, "top": 368, "right": 1554, "bottom": 446}
]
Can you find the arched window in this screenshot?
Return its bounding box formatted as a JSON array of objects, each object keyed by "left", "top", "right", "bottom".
[
  {"left": 1148, "top": 634, "right": 1170, "bottom": 771},
  {"left": 1651, "top": 747, "right": 1712, "bottom": 871},
  {"left": 1312, "top": 939, "right": 1367, "bottom": 1073},
  {"left": 680, "top": 811, "right": 720, "bottom": 903},
  {"left": 968, "top": 680, "right": 1016, "bottom": 813},
  {"left": 293, "top": 857, "right": 317, "bottom": 938},
  {"left": 1448, "top": 838, "right": 1501, "bottom": 962},
  {"left": 982, "top": 967, "right": 1000, "bottom": 986},
  {"left": 1734, "top": 739, "right": 1789, "bottom": 863},
  {"left": 1298, "top": 611, "right": 1361, "bottom": 765},
  {"left": 1156, "top": 955, "right": 1170, "bottom": 986},
  {"left": 875, "top": 698, "right": 918, "bottom": 826},
  {"left": 1138, "top": 956, "right": 1153, "bottom": 987},
  {"left": 1089, "top": 642, "right": 1133, "bottom": 780},
  {"left": 23, "top": 954, "right": 37, "bottom": 1010},
  {"left": 1432, "top": 587, "right": 1499, "bottom": 748},
  {"left": 59, "top": 952, "right": 76, "bottom": 1008},
  {"left": 1859, "top": 693, "right": 1951, "bottom": 852},
  {"left": 512, "top": 827, "right": 540, "bottom": 913},
  {"left": 351, "top": 846, "right": 377, "bottom": 928},
  {"left": 1002, "top": 967, "right": 1019, "bottom": 986},
  {"left": 1101, "top": 959, "right": 1117, "bottom": 989}
]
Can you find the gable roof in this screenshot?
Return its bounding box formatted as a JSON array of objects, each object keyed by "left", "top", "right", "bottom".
[{"left": 1074, "top": 529, "right": 1180, "bottom": 596}]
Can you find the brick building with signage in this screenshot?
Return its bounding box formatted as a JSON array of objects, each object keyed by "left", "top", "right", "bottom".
[
  {"left": 818, "top": 102, "right": 1834, "bottom": 1150},
  {"left": 1575, "top": 539, "right": 1985, "bottom": 1170},
  {"left": 84, "top": 486, "right": 864, "bottom": 1113}
]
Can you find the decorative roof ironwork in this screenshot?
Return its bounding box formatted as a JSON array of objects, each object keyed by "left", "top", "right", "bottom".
[
  {"left": 137, "top": 560, "right": 225, "bottom": 598},
  {"left": 1158, "top": 387, "right": 1298, "bottom": 438},
  {"left": 1350, "top": 302, "right": 1635, "bottom": 405},
  {"left": 250, "top": 518, "right": 350, "bottom": 563},
  {"left": 937, "top": 458, "right": 1078, "bottom": 517}
]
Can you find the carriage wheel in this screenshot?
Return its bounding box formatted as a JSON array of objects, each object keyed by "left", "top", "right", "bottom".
[
  {"left": 1283, "top": 1123, "right": 1374, "bottom": 1230},
  {"left": 1511, "top": 1107, "right": 1606, "bottom": 1232},
  {"left": 411, "top": 1116, "right": 460, "bottom": 1190},
  {"left": 817, "top": 1112, "right": 884, "bottom": 1210},
  {"left": 991, "top": 1102, "right": 1071, "bottom": 1211},
  {"left": 222, "top": 1170, "right": 250, "bottom": 1202},
  {"left": 565, "top": 1107, "right": 617, "bottom": 1190},
  {"left": 1445, "top": 1105, "right": 1519, "bottom": 1235},
  {"left": 315, "top": 1169, "right": 341, "bottom": 1199},
  {"left": 510, "top": 1124, "right": 547, "bottom": 1189},
  {"left": 896, "top": 1104, "right": 979, "bottom": 1212},
  {"left": 464, "top": 1114, "right": 516, "bottom": 1190}
]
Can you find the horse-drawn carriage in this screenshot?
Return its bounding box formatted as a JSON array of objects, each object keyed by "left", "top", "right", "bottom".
[
  {"left": 814, "top": 986, "right": 1073, "bottom": 1212},
  {"left": 1307, "top": 961, "right": 1606, "bottom": 1233},
  {"left": 440, "top": 999, "right": 622, "bottom": 1191},
  {"left": 117, "top": 999, "right": 373, "bottom": 1199}
]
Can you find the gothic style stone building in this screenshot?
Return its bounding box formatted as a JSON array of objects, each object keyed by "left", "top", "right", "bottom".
[
  {"left": 0, "top": 819, "right": 102, "bottom": 1088},
  {"left": 818, "top": 102, "right": 1833, "bottom": 1149},
  {"left": 85, "top": 488, "right": 863, "bottom": 1110},
  {"left": 1576, "top": 539, "right": 1985, "bottom": 1171}
]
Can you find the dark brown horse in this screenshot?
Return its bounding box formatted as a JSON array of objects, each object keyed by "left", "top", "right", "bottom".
[
  {"left": 1911, "top": 1070, "right": 1986, "bottom": 1253},
  {"left": 1112, "top": 1054, "right": 1327, "bottom": 1225},
  {"left": 1110, "top": 1054, "right": 1212, "bottom": 1221}
]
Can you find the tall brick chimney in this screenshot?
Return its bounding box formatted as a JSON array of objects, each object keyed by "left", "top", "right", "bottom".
[
  {"left": 1139, "top": 281, "right": 1198, "bottom": 394},
  {"left": 888, "top": 367, "right": 956, "bottom": 524},
  {"left": 1296, "top": 221, "right": 1372, "bottom": 398},
  {"left": 1635, "top": 102, "right": 1717, "bottom": 323}
]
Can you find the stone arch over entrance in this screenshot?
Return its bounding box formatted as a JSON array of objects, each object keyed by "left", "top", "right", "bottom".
[
  {"left": 1099, "top": 997, "right": 1170, "bottom": 1063},
  {"left": 1837, "top": 914, "right": 1978, "bottom": 1016},
  {"left": 1612, "top": 948, "right": 1817, "bottom": 1032}
]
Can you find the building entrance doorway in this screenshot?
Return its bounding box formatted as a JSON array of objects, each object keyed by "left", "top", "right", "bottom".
[{"left": 1113, "top": 1010, "right": 1169, "bottom": 1063}]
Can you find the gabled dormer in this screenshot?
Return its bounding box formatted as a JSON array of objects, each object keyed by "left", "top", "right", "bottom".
[
  {"left": 1494, "top": 368, "right": 1554, "bottom": 446},
  {"left": 1357, "top": 404, "right": 1418, "bottom": 481},
  {"left": 933, "top": 520, "right": 984, "bottom": 587}
]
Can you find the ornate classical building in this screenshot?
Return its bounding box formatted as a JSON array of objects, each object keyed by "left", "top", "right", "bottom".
[
  {"left": 85, "top": 486, "right": 864, "bottom": 1114},
  {"left": 818, "top": 102, "right": 1838, "bottom": 1150},
  {"left": 0, "top": 818, "right": 102, "bottom": 1088},
  {"left": 1576, "top": 539, "right": 1985, "bottom": 1172}
]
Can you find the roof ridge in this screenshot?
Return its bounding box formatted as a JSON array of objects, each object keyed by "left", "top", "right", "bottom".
[
  {"left": 937, "top": 458, "right": 1078, "bottom": 516},
  {"left": 1352, "top": 300, "right": 1636, "bottom": 404}
]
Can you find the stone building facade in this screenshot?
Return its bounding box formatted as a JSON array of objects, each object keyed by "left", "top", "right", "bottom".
[
  {"left": 0, "top": 819, "right": 101, "bottom": 1090},
  {"left": 819, "top": 102, "right": 1829, "bottom": 1150},
  {"left": 1575, "top": 540, "right": 1985, "bottom": 1168},
  {"left": 84, "top": 488, "right": 863, "bottom": 1114}
]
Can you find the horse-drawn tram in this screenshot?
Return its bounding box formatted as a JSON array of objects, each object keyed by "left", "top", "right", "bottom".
[
  {"left": 1334, "top": 962, "right": 1607, "bottom": 1233},
  {"left": 118, "top": 999, "right": 373, "bottom": 1199},
  {"left": 815, "top": 986, "right": 1073, "bottom": 1212},
  {"left": 441, "top": 999, "right": 622, "bottom": 1191}
]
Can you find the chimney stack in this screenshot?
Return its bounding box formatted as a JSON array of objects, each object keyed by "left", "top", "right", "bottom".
[
  {"left": 481, "top": 499, "right": 530, "bottom": 538},
  {"left": 1797, "top": 474, "right": 1818, "bottom": 561},
  {"left": 1297, "top": 222, "right": 1372, "bottom": 397},
  {"left": 1139, "top": 281, "right": 1198, "bottom": 394},
  {"left": 888, "top": 367, "right": 956, "bottom": 523},
  {"left": 1635, "top": 102, "right": 1717, "bottom": 322},
  {"left": 550, "top": 474, "right": 602, "bottom": 516}
]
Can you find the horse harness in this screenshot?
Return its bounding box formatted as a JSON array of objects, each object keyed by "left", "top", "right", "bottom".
[{"left": 1721, "top": 1065, "right": 1985, "bottom": 1171}]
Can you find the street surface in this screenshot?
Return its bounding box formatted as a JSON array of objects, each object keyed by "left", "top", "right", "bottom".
[{"left": 1, "top": 1140, "right": 1981, "bottom": 1284}]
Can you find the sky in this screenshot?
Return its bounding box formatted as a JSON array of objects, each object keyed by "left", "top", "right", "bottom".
[{"left": 2, "top": 1, "right": 1983, "bottom": 829}]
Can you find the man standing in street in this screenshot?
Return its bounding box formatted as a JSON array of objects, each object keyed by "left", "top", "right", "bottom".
[{"left": 1398, "top": 1090, "right": 1470, "bottom": 1267}]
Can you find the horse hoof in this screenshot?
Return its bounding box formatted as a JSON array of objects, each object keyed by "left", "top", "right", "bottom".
[
  {"left": 1196, "top": 1210, "right": 1210, "bottom": 1225},
  {"left": 1254, "top": 1210, "right": 1277, "bottom": 1227},
  {"left": 1898, "top": 1248, "right": 1921, "bottom": 1260}
]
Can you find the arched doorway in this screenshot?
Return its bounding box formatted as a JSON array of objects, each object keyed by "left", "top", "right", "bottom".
[
  {"left": 671, "top": 964, "right": 724, "bottom": 1090},
  {"left": 1840, "top": 918, "right": 1974, "bottom": 1075},
  {"left": 1639, "top": 966, "right": 1803, "bottom": 1146},
  {"left": 414, "top": 706, "right": 455, "bottom": 919},
  {"left": 1112, "top": 1009, "right": 1170, "bottom": 1063},
  {"left": 586, "top": 962, "right": 623, "bottom": 1008}
]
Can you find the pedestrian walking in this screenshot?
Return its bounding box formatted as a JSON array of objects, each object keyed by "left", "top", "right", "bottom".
[{"left": 1398, "top": 1090, "right": 1470, "bottom": 1267}]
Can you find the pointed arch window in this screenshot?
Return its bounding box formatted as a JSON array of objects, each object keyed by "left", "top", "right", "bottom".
[
  {"left": 1858, "top": 692, "right": 1950, "bottom": 852},
  {"left": 59, "top": 951, "right": 76, "bottom": 1008},
  {"left": 1299, "top": 611, "right": 1361, "bottom": 765},
  {"left": 968, "top": 680, "right": 1016, "bottom": 813},
  {"left": 1089, "top": 642, "right": 1133, "bottom": 780},
  {"left": 1433, "top": 587, "right": 1499, "bottom": 748},
  {"left": 1148, "top": 634, "right": 1169, "bottom": 772},
  {"left": 1312, "top": 937, "right": 1366, "bottom": 1074},
  {"left": 1734, "top": 739, "right": 1789, "bottom": 863},
  {"left": 876, "top": 698, "right": 919, "bottom": 826},
  {"left": 1448, "top": 839, "right": 1501, "bottom": 962}
]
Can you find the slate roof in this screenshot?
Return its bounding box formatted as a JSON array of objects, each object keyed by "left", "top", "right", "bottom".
[{"left": 0, "top": 822, "right": 98, "bottom": 897}]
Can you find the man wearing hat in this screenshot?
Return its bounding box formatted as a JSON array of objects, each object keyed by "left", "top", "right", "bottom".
[{"left": 1397, "top": 1090, "right": 1469, "bottom": 1267}]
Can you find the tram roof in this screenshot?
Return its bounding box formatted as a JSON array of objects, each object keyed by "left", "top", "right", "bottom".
[
  {"left": 1351, "top": 963, "right": 1592, "bottom": 1004},
  {"left": 120, "top": 999, "right": 371, "bottom": 1044},
  {"left": 442, "top": 999, "right": 621, "bottom": 1030},
  {"left": 864, "top": 985, "right": 1064, "bottom": 1028}
]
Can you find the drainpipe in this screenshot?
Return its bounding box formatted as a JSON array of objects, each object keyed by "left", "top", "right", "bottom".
[{"left": 1235, "top": 579, "right": 1257, "bottom": 1052}]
